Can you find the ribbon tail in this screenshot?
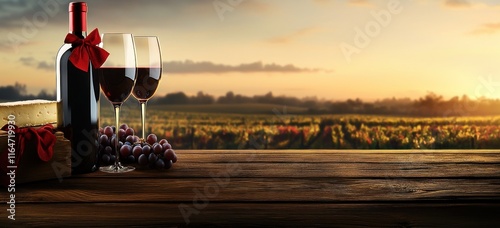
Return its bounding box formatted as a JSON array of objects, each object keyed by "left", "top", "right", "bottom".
[
  {"left": 69, "top": 46, "right": 90, "bottom": 72},
  {"left": 34, "top": 125, "right": 56, "bottom": 162}
]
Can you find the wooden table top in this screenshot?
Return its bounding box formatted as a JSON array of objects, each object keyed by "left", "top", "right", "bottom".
[{"left": 2, "top": 150, "right": 500, "bottom": 227}]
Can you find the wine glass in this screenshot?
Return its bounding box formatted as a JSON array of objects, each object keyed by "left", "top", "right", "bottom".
[
  {"left": 98, "top": 33, "right": 137, "bottom": 173},
  {"left": 132, "top": 36, "right": 162, "bottom": 140}
]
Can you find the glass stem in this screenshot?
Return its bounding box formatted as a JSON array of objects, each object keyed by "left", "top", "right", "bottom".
[
  {"left": 114, "top": 104, "right": 121, "bottom": 168},
  {"left": 140, "top": 101, "right": 147, "bottom": 140}
]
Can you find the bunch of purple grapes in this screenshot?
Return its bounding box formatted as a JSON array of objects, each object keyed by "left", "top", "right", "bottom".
[{"left": 98, "top": 124, "right": 178, "bottom": 169}]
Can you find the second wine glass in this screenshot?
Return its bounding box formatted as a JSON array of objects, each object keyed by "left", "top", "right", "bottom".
[
  {"left": 98, "top": 33, "right": 137, "bottom": 173},
  {"left": 132, "top": 36, "right": 162, "bottom": 140}
]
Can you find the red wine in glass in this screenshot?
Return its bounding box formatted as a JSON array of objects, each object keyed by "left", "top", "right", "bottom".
[
  {"left": 133, "top": 67, "right": 161, "bottom": 102},
  {"left": 99, "top": 67, "right": 136, "bottom": 104},
  {"left": 133, "top": 36, "right": 162, "bottom": 140}
]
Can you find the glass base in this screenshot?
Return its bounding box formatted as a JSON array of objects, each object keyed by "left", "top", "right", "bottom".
[{"left": 99, "top": 163, "right": 135, "bottom": 173}]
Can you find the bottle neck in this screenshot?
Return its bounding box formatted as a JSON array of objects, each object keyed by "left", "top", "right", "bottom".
[{"left": 69, "top": 11, "right": 87, "bottom": 38}]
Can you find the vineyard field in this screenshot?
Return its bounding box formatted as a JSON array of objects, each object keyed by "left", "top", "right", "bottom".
[{"left": 100, "top": 104, "right": 500, "bottom": 150}]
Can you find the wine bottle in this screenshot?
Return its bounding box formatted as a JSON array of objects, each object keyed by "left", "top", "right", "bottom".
[{"left": 56, "top": 2, "right": 100, "bottom": 174}]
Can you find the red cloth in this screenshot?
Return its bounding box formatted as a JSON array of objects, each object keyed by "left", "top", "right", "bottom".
[
  {"left": 64, "top": 28, "right": 110, "bottom": 72},
  {"left": 0, "top": 124, "right": 56, "bottom": 174}
]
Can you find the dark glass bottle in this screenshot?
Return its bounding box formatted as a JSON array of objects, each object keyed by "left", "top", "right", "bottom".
[{"left": 56, "top": 2, "right": 99, "bottom": 174}]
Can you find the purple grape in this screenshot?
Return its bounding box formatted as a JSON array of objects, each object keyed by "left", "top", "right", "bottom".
[
  {"left": 99, "top": 134, "right": 109, "bottom": 146},
  {"left": 120, "top": 144, "right": 132, "bottom": 158},
  {"left": 111, "top": 126, "right": 116, "bottom": 134},
  {"left": 155, "top": 158, "right": 165, "bottom": 169},
  {"left": 125, "top": 128, "right": 134, "bottom": 136},
  {"left": 162, "top": 143, "right": 172, "bottom": 151},
  {"left": 148, "top": 153, "right": 158, "bottom": 164},
  {"left": 104, "top": 146, "right": 113, "bottom": 155},
  {"left": 138, "top": 154, "right": 148, "bottom": 166},
  {"left": 142, "top": 145, "right": 151, "bottom": 156},
  {"left": 159, "top": 139, "right": 168, "bottom": 146},
  {"left": 126, "top": 135, "right": 135, "bottom": 144},
  {"left": 109, "top": 155, "right": 116, "bottom": 163},
  {"left": 118, "top": 129, "right": 126, "bottom": 142},
  {"left": 127, "top": 154, "right": 136, "bottom": 163},
  {"left": 153, "top": 143, "right": 162, "bottom": 155},
  {"left": 120, "top": 124, "right": 129, "bottom": 130},
  {"left": 133, "top": 145, "right": 142, "bottom": 158},
  {"left": 164, "top": 149, "right": 175, "bottom": 161},
  {"left": 172, "top": 154, "right": 178, "bottom": 163},
  {"left": 104, "top": 126, "right": 113, "bottom": 138},
  {"left": 102, "top": 154, "right": 110, "bottom": 164},
  {"left": 164, "top": 159, "right": 173, "bottom": 169},
  {"left": 147, "top": 134, "right": 158, "bottom": 145}
]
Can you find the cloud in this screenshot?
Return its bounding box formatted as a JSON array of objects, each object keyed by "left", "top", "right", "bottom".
[
  {"left": 0, "top": 0, "right": 277, "bottom": 50},
  {"left": 348, "top": 0, "right": 372, "bottom": 7},
  {"left": 19, "top": 57, "right": 54, "bottom": 71},
  {"left": 37, "top": 61, "right": 54, "bottom": 70},
  {"left": 443, "top": 0, "right": 471, "bottom": 8},
  {"left": 0, "top": 1, "right": 41, "bottom": 28},
  {"left": 19, "top": 56, "right": 35, "bottom": 66},
  {"left": 0, "top": 0, "right": 220, "bottom": 30},
  {"left": 267, "top": 27, "right": 319, "bottom": 44},
  {"left": 0, "top": 0, "right": 216, "bottom": 51},
  {"left": 468, "top": 23, "right": 500, "bottom": 35},
  {"left": 164, "top": 60, "right": 327, "bottom": 74}
]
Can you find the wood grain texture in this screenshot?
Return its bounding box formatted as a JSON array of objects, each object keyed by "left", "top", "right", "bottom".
[
  {"left": 2, "top": 203, "right": 500, "bottom": 227},
  {"left": 84, "top": 162, "right": 500, "bottom": 178},
  {"left": 0, "top": 150, "right": 498, "bottom": 227},
  {"left": 179, "top": 149, "right": 500, "bottom": 154},
  {"left": 12, "top": 178, "right": 500, "bottom": 203},
  {"left": 177, "top": 152, "right": 500, "bottom": 163}
]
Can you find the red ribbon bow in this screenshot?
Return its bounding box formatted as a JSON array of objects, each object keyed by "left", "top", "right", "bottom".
[
  {"left": 0, "top": 124, "right": 56, "bottom": 173},
  {"left": 64, "top": 28, "right": 110, "bottom": 72}
]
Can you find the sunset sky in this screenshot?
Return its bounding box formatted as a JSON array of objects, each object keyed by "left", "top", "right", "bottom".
[{"left": 1, "top": 0, "right": 500, "bottom": 101}]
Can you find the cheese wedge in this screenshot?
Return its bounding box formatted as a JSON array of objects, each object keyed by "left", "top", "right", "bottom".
[{"left": 0, "top": 100, "right": 58, "bottom": 128}]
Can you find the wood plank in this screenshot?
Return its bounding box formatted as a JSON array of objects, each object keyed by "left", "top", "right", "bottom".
[
  {"left": 175, "top": 152, "right": 500, "bottom": 164},
  {"left": 2, "top": 203, "right": 499, "bottom": 227},
  {"left": 85, "top": 162, "right": 500, "bottom": 178},
  {"left": 0, "top": 150, "right": 497, "bottom": 227},
  {"left": 79, "top": 151, "right": 500, "bottom": 179},
  {"left": 178, "top": 149, "right": 500, "bottom": 154},
  {"left": 9, "top": 178, "right": 500, "bottom": 203}
]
